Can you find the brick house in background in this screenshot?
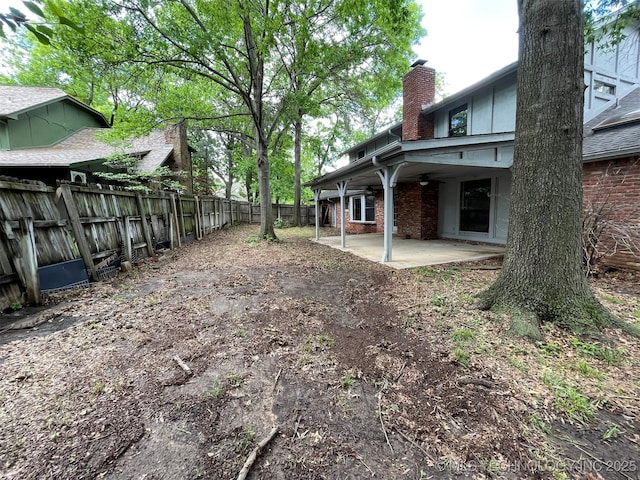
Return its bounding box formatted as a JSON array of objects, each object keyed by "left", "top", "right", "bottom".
[
  {"left": 0, "top": 86, "right": 193, "bottom": 192},
  {"left": 310, "top": 23, "right": 640, "bottom": 270}
]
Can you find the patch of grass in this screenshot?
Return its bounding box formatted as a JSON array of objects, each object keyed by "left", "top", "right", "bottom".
[
  {"left": 542, "top": 373, "right": 595, "bottom": 422},
  {"left": 414, "top": 267, "right": 456, "bottom": 281},
  {"left": 571, "top": 338, "right": 625, "bottom": 366},
  {"left": 453, "top": 346, "right": 470, "bottom": 367},
  {"left": 324, "top": 259, "right": 343, "bottom": 270},
  {"left": 573, "top": 359, "right": 605, "bottom": 379},
  {"left": 431, "top": 295, "right": 448, "bottom": 307},
  {"left": 244, "top": 236, "right": 261, "bottom": 244},
  {"left": 507, "top": 356, "right": 528, "bottom": 372},
  {"left": 226, "top": 374, "right": 244, "bottom": 388},
  {"left": 537, "top": 342, "right": 563, "bottom": 357},
  {"left": 208, "top": 381, "right": 223, "bottom": 397},
  {"left": 451, "top": 328, "right": 475, "bottom": 343},
  {"left": 600, "top": 294, "right": 624, "bottom": 305}
]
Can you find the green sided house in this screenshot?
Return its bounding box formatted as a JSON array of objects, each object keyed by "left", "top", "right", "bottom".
[
  {"left": 0, "top": 85, "right": 193, "bottom": 192},
  {"left": 308, "top": 24, "right": 640, "bottom": 270}
]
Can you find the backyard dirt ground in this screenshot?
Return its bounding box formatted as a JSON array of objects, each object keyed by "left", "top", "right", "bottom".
[{"left": 0, "top": 225, "right": 638, "bottom": 480}]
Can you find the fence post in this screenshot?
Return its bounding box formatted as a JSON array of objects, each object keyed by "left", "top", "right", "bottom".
[
  {"left": 194, "top": 195, "right": 202, "bottom": 240},
  {"left": 59, "top": 184, "right": 98, "bottom": 281},
  {"left": 15, "top": 217, "right": 40, "bottom": 304},
  {"left": 170, "top": 193, "right": 182, "bottom": 247},
  {"left": 135, "top": 193, "right": 155, "bottom": 257}
]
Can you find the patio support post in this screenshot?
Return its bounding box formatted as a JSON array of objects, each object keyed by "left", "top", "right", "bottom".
[
  {"left": 314, "top": 189, "right": 321, "bottom": 241},
  {"left": 376, "top": 163, "right": 406, "bottom": 262},
  {"left": 336, "top": 180, "right": 349, "bottom": 248}
]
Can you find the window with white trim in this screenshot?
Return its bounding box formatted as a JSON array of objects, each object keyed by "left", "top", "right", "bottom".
[
  {"left": 594, "top": 80, "right": 615, "bottom": 96},
  {"left": 350, "top": 195, "right": 375, "bottom": 222}
]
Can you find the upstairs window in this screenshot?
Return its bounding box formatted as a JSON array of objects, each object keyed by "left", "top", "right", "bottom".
[
  {"left": 357, "top": 149, "right": 366, "bottom": 159},
  {"left": 449, "top": 104, "right": 468, "bottom": 137},
  {"left": 593, "top": 80, "right": 615, "bottom": 96},
  {"left": 350, "top": 195, "right": 375, "bottom": 222}
]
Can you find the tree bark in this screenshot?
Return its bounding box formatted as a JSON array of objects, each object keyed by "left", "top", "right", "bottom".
[
  {"left": 257, "top": 135, "right": 276, "bottom": 239},
  {"left": 479, "top": 0, "right": 624, "bottom": 339},
  {"left": 293, "top": 115, "right": 303, "bottom": 227}
]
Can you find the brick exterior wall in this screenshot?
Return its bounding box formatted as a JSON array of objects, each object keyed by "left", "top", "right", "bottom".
[
  {"left": 334, "top": 191, "right": 384, "bottom": 234},
  {"left": 396, "top": 182, "right": 439, "bottom": 240},
  {"left": 583, "top": 156, "right": 640, "bottom": 270},
  {"left": 164, "top": 122, "right": 193, "bottom": 193},
  {"left": 402, "top": 64, "right": 436, "bottom": 142}
]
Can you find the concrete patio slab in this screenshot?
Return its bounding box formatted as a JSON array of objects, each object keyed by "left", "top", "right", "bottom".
[{"left": 314, "top": 233, "right": 505, "bottom": 269}]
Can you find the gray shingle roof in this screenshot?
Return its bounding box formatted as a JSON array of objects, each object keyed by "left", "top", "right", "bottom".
[
  {"left": 0, "top": 128, "right": 174, "bottom": 172},
  {"left": 0, "top": 85, "right": 69, "bottom": 117},
  {"left": 583, "top": 86, "right": 640, "bottom": 160}
]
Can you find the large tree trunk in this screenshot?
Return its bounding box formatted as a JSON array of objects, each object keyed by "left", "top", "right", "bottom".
[
  {"left": 257, "top": 135, "right": 276, "bottom": 239},
  {"left": 293, "top": 115, "right": 303, "bottom": 227},
  {"left": 479, "top": 0, "right": 616, "bottom": 339}
]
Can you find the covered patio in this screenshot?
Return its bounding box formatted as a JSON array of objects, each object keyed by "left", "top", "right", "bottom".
[{"left": 314, "top": 233, "right": 505, "bottom": 269}]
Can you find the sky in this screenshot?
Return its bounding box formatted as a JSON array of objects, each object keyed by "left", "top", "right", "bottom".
[
  {"left": 415, "top": 0, "right": 519, "bottom": 95},
  {"left": 0, "top": 0, "right": 520, "bottom": 95}
]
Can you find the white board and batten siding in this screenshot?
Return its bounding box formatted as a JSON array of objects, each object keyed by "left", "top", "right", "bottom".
[{"left": 584, "top": 24, "right": 640, "bottom": 121}]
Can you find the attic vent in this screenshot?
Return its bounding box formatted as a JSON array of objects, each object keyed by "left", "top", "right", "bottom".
[
  {"left": 70, "top": 170, "right": 87, "bottom": 183},
  {"left": 593, "top": 108, "right": 640, "bottom": 131}
]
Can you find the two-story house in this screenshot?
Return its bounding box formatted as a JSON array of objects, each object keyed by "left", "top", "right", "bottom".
[
  {"left": 308, "top": 23, "right": 640, "bottom": 269},
  {"left": 0, "top": 86, "right": 194, "bottom": 192}
]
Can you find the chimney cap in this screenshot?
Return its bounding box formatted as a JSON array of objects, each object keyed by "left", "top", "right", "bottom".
[{"left": 410, "top": 59, "right": 428, "bottom": 68}]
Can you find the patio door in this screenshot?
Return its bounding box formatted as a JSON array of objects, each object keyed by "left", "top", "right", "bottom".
[{"left": 459, "top": 178, "right": 491, "bottom": 233}]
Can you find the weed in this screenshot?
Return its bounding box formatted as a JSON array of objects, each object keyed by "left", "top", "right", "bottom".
[
  {"left": 602, "top": 425, "right": 621, "bottom": 440},
  {"left": 451, "top": 328, "right": 475, "bottom": 343},
  {"left": 528, "top": 413, "right": 550, "bottom": 433},
  {"left": 304, "top": 333, "right": 335, "bottom": 352},
  {"left": 274, "top": 217, "right": 290, "bottom": 228},
  {"left": 431, "top": 295, "right": 448, "bottom": 307},
  {"left": 92, "top": 380, "right": 105, "bottom": 395},
  {"left": 244, "top": 236, "right": 260, "bottom": 244},
  {"left": 571, "top": 338, "right": 625, "bottom": 365},
  {"left": 340, "top": 374, "right": 355, "bottom": 389},
  {"left": 208, "top": 381, "right": 223, "bottom": 397},
  {"left": 234, "top": 328, "right": 247, "bottom": 338},
  {"left": 227, "top": 374, "right": 244, "bottom": 388},
  {"left": 542, "top": 373, "right": 594, "bottom": 422},
  {"left": 236, "top": 426, "right": 255, "bottom": 453},
  {"left": 573, "top": 360, "right": 605, "bottom": 379},
  {"left": 9, "top": 302, "right": 22, "bottom": 311}
]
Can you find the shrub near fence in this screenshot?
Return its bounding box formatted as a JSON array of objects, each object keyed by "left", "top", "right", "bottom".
[{"left": 0, "top": 178, "right": 316, "bottom": 310}]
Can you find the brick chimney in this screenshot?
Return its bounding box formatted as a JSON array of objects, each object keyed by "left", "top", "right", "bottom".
[
  {"left": 164, "top": 121, "right": 193, "bottom": 193},
  {"left": 402, "top": 59, "right": 436, "bottom": 141}
]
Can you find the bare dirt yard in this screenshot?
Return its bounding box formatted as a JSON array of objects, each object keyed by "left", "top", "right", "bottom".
[{"left": 0, "top": 225, "right": 638, "bottom": 480}]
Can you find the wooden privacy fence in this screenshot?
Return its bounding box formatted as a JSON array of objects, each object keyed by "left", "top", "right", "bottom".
[
  {"left": 0, "top": 180, "right": 240, "bottom": 310},
  {"left": 0, "top": 179, "right": 316, "bottom": 310}
]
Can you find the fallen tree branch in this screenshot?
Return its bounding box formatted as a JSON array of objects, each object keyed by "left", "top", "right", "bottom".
[
  {"left": 237, "top": 425, "right": 278, "bottom": 480},
  {"left": 172, "top": 355, "right": 192, "bottom": 376},
  {"left": 458, "top": 377, "right": 494, "bottom": 389},
  {"left": 377, "top": 383, "right": 394, "bottom": 454}
]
